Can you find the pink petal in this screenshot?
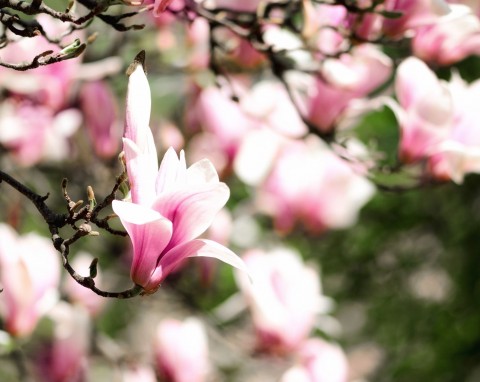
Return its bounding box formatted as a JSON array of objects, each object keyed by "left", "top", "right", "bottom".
[
  {"left": 153, "top": 0, "right": 174, "bottom": 16},
  {"left": 146, "top": 239, "right": 248, "bottom": 289},
  {"left": 125, "top": 61, "right": 151, "bottom": 147},
  {"left": 152, "top": 183, "right": 230, "bottom": 248},
  {"left": 186, "top": 158, "right": 220, "bottom": 186},
  {"left": 123, "top": 138, "right": 158, "bottom": 206},
  {"left": 112, "top": 200, "right": 173, "bottom": 288},
  {"left": 155, "top": 147, "right": 187, "bottom": 195},
  {"left": 395, "top": 57, "right": 440, "bottom": 109}
]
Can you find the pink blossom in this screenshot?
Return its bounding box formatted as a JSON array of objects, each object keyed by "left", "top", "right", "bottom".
[
  {"left": 235, "top": 248, "right": 332, "bottom": 353},
  {"left": 0, "top": 15, "right": 83, "bottom": 166},
  {"left": 154, "top": 0, "right": 175, "bottom": 16},
  {"left": 280, "top": 339, "right": 349, "bottom": 382},
  {"left": 390, "top": 56, "right": 453, "bottom": 164},
  {"left": 35, "top": 302, "right": 90, "bottom": 382},
  {"left": 238, "top": 134, "right": 375, "bottom": 233},
  {"left": 190, "top": 79, "right": 306, "bottom": 174},
  {"left": 295, "top": 45, "right": 392, "bottom": 133},
  {"left": 448, "top": 0, "right": 480, "bottom": 16},
  {"left": 391, "top": 57, "right": 480, "bottom": 182},
  {"left": 79, "top": 81, "right": 121, "bottom": 159},
  {"left": 112, "top": 55, "right": 247, "bottom": 293},
  {"left": 0, "top": 101, "right": 81, "bottom": 166},
  {"left": 0, "top": 15, "right": 83, "bottom": 111},
  {"left": 382, "top": 0, "right": 451, "bottom": 37},
  {"left": 412, "top": 4, "right": 480, "bottom": 65},
  {"left": 154, "top": 317, "right": 210, "bottom": 382},
  {"left": 0, "top": 224, "right": 60, "bottom": 337}
]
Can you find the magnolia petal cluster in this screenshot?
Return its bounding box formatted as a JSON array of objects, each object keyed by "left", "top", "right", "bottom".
[
  {"left": 390, "top": 57, "right": 480, "bottom": 183},
  {"left": 0, "top": 15, "right": 83, "bottom": 166},
  {"left": 236, "top": 134, "right": 375, "bottom": 233},
  {"left": 235, "top": 247, "right": 333, "bottom": 353},
  {"left": 280, "top": 339, "right": 349, "bottom": 382},
  {"left": 154, "top": 317, "right": 210, "bottom": 382},
  {"left": 113, "top": 55, "right": 248, "bottom": 293},
  {"left": 0, "top": 224, "right": 60, "bottom": 337}
]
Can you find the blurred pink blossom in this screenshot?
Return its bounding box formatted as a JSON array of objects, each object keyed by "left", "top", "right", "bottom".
[
  {"left": 390, "top": 57, "right": 480, "bottom": 183},
  {"left": 0, "top": 15, "right": 83, "bottom": 110},
  {"left": 79, "top": 81, "right": 121, "bottom": 159},
  {"left": 36, "top": 302, "right": 90, "bottom": 382},
  {"left": 154, "top": 317, "right": 210, "bottom": 382},
  {"left": 412, "top": 4, "right": 480, "bottom": 65},
  {"left": 112, "top": 56, "right": 247, "bottom": 293},
  {"left": 382, "top": 0, "right": 450, "bottom": 37},
  {"left": 0, "top": 102, "right": 81, "bottom": 166},
  {"left": 295, "top": 44, "right": 392, "bottom": 133},
  {"left": 235, "top": 248, "right": 332, "bottom": 354},
  {"left": 236, "top": 134, "right": 375, "bottom": 233},
  {"left": 280, "top": 339, "right": 349, "bottom": 382},
  {"left": 0, "top": 15, "right": 83, "bottom": 166},
  {"left": 0, "top": 224, "right": 60, "bottom": 337},
  {"left": 154, "top": 0, "right": 175, "bottom": 15},
  {"left": 448, "top": 0, "right": 480, "bottom": 16},
  {"left": 190, "top": 79, "right": 306, "bottom": 174}
]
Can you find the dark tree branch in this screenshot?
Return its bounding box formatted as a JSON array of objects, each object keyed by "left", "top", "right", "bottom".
[{"left": 0, "top": 170, "right": 140, "bottom": 298}]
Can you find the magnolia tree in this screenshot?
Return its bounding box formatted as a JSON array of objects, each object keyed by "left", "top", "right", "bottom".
[{"left": 0, "top": 0, "right": 479, "bottom": 381}]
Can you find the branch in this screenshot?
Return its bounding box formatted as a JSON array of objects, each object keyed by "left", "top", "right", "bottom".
[
  {"left": 0, "top": 170, "right": 141, "bottom": 298},
  {"left": 0, "top": 170, "right": 67, "bottom": 228}
]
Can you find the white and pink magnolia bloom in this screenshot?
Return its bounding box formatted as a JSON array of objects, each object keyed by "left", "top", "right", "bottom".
[
  {"left": 190, "top": 79, "right": 306, "bottom": 175},
  {"left": 390, "top": 56, "right": 480, "bottom": 183},
  {"left": 0, "top": 101, "right": 81, "bottom": 166},
  {"left": 280, "top": 339, "right": 349, "bottom": 382},
  {"left": 235, "top": 248, "right": 332, "bottom": 353},
  {"left": 236, "top": 134, "right": 375, "bottom": 233},
  {"left": 112, "top": 54, "right": 247, "bottom": 293},
  {"left": 412, "top": 4, "right": 480, "bottom": 65},
  {"left": 0, "top": 14, "right": 83, "bottom": 111},
  {"left": 154, "top": 317, "right": 210, "bottom": 382},
  {"left": 299, "top": 44, "right": 392, "bottom": 133},
  {"left": 382, "top": 0, "right": 451, "bottom": 37},
  {"left": 0, "top": 224, "right": 60, "bottom": 337},
  {"left": 153, "top": 0, "right": 175, "bottom": 16}
]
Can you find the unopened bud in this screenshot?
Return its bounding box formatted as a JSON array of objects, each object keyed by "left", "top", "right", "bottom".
[{"left": 89, "top": 258, "right": 99, "bottom": 278}]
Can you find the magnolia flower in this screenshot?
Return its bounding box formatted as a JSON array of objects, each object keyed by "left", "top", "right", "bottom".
[
  {"left": 235, "top": 248, "right": 333, "bottom": 353},
  {"left": 390, "top": 56, "right": 480, "bottom": 183},
  {"left": 236, "top": 134, "right": 375, "bottom": 233},
  {"left": 0, "top": 224, "right": 60, "bottom": 337},
  {"left": 112, "top": 52, "right": 247, "bottom": 293},
  {"left": 154, "top": 317, "right": 210, "bottom": 382},
  {"left": 294, "top": 44, "right": 392, "bottom": 133},
  {"left": 280, "top": 339, "right": 348, "bottom": 382},
  {"left": 154, "top": 0, "right": 174, "bottom": 15},
  {"left": 382, "top": 0, "right": 451, "bottom": 37},
  {"left": 412, "top": 4, "right": 480, "bottom": 65}
]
